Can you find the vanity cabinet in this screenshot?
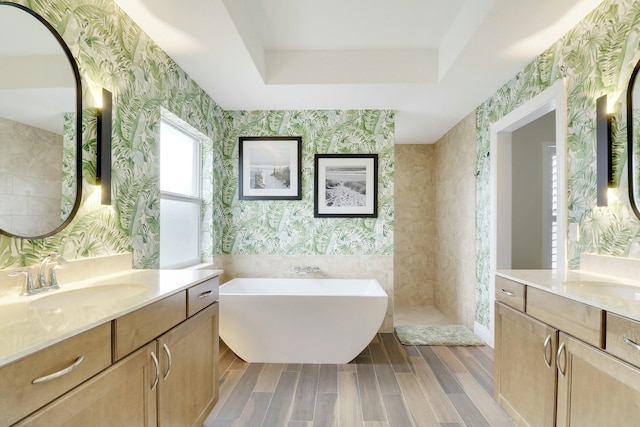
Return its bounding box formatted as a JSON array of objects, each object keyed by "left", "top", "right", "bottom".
[
  {"left": 0, "top": 323, "right": 112, "bottom": 426},
  {"left": 157, "top": 303, "right": 219, "bottom": 426},
  {"left": 5, "top": 276, "right": 220, "bottom": 427},
  {"left": 15, "top": 342, "right": 158, "bottom": 427},
  {"left": 495, "top": 302, "right": 558, "bottom": 426},
  {"left": 556, "top": 333, "right": 640, "bottom": 427},
  {"left": 496, "top": 275, "right": 640, "bottom": 427}
]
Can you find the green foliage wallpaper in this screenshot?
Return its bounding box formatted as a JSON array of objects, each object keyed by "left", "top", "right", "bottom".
[
  {"left": 475, "top": 0, "right": 640, "bottom": 327},
  {"left": 0, "top": 0, "right": 393, "bottom": 271},
  {"left": 223, "top": 110, "right": 395, "bottom": 255},
  {"left": 0, "top": 0, "right": 225, "bottom": 269}
]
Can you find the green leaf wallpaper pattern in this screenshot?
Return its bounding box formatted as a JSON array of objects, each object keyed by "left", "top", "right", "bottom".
[
  {"left": 222, "top": 110, "right": 395, "bottom": 256},
  {"left": 0, "top": 0, "right": 393, "bottom": 270},
  {"left": 0, "top": 0, "right": 225, "bottom": 269},
  {"left": 475, "top": 0, "right": 640, "bottom": 327}
]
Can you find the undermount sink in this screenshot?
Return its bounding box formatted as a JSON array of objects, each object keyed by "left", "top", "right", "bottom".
[
  {"left": 30, "top": 284, "right": 151, "bottom": 310},
  {"left": 563, "top": 281, "right": 640, "bottom": 301}
]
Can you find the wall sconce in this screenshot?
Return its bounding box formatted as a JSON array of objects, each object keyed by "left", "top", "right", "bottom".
[
  {"left": 96, "top": 88, "right": 112, "bottom": 205},
  {"left": 596, "top": 94, "right": 613, "bottom": 207}
]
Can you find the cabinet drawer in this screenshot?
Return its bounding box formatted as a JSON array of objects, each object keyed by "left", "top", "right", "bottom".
[
  {"left": 187, "top": 276, "right": 219, "bottom": 317},
  {"left": 527, "top": 287, "right": 604, "bottom": 348},
  {"left": 495, "top": 276, "right": 526, "bottom": 311},
  {"left": 113, "top": 291, "right": 186, "bottom": 361},
  {"left": 606, "top": 313, "right": 640, "bottom": 368},
  {"left": 0, "top": 323, "right": 111, "bottom": 426}
]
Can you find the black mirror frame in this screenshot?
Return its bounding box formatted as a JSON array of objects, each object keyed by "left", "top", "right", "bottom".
[
  {"left": 626, "top": 59, "right": 640, "bottom": 220},
  {"left": 0, "top": 2, "right": 83, "bottom": 239}
]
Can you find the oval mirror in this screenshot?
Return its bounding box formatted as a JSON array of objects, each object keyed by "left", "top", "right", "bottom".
[
  {"left": 627, "top": 60, "right": 640, "bottom": 220},
  {"left": 0, "top": 2, "right": 82, "bottom": 239}
]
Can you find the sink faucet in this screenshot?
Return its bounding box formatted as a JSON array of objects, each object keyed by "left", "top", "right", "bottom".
[
  {"left": 9, "top": 270, "right": 38, "bottom": 296},
  {"left": 38, "top": 253, "right": 67, "bottom": 290}
]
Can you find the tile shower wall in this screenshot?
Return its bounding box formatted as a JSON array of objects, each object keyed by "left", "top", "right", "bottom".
[
  {"left": 394, "top": 144, "right": 436, "bottom": 309},
  {"left": 0, "top": 0, "right": 225, "bottom": 269},
  {"left": 0, "top": 117, "right": 63, "bottom": 236},
  {"left": 434, "top": 113, "right": 476, "bottom": 329},
  {"left": 475, "top": 0, "right": 640, "bottom": 328}
]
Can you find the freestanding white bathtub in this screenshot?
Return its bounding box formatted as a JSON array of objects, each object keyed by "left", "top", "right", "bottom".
[{"left": 219, "top": 278, "right": 388, "bottom": 364}]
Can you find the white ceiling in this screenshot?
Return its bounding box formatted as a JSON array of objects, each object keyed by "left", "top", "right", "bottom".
[{"left": 113, "top": 0, "right": 605, "bottom": 144}]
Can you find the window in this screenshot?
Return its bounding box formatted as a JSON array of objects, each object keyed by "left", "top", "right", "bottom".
[
  {"left": 542, "top": 143, "right": 558, "bottom": 269},
  {"left": 159, "top": 116, "right": 203, "bottom": 268}
]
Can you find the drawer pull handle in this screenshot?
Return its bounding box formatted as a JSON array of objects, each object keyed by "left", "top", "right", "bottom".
[
  {"left": 32, "top": 355, "right": 84, "bottom": 384},
  {"left": 500, "top": 289, "right": 516, "bottom": 297},
  {"left": 543, "top": 335, "right": 552, "bottom": 369},
  {"left": 624, "top": 337, "right": 640, "bottom": 351},
  {"left": 556, "top": 342, "right": 566, "bottom": 377},
  {"left": 163, "top": 343, "right": 172, "bottom": 380},
  {"left": 151, "top": 352, "right": 159, "bottom": 390},
  {"left": 198, "top": 290, "right": 213, "bottom": 299}
]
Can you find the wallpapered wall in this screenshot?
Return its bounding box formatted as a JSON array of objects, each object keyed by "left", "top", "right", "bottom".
[
  {"left": 0, "top": 0, "right": 226, "bottom": 269},
  {"left": 475, "top": 0, "right": 640, "bottom": 327},
  {"left": 222, "top": 110, "right": 395, "bottom": 256},
  {"left": 0, "top": 0, "right": 394, "bottom": 271}
]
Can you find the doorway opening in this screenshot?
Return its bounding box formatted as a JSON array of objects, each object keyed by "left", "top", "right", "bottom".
[{"left": 486, "top": 80, "right": 567, "bottom": 346}]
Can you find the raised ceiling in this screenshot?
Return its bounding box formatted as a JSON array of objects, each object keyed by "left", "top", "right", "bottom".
[{"left": 113, "top": 0, "right": 605, "bottom": 143}]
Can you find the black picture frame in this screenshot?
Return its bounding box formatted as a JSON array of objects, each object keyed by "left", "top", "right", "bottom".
[
  {"left": 314, "top": 154, "right": 378, "bottom": 217},
  {"left": 238, "top": 136, "right": 302, "bottom": 200}
]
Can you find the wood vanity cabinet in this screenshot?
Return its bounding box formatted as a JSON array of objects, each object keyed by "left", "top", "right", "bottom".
[
  {"left": 15, "top": 342, "right": 158, "bottom": 427},
  {"left": 495, "top": 302, "right": 558, "bottom": 426},
  {"left": 556, "top": 332, "right": 640, "bottom": 426},
  {"left": 9, "top": 277, "right": 220, "bottom": 427},
  {"left": 157, "top": 303, "right": 219, "bottom": 426},
  {"left": 496, "top": 276, "right": 640, "bottom": 426}
]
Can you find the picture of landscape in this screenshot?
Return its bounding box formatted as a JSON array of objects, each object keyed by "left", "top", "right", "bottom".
[
  {"left": 314, "top": 154, "right": 378, "bottom": 218},
  {"left": 324, "top": 166, "right": 367, "bottom": 207},
  {"left": 239, "top": 136, "right": 302, "bottom": 200}
]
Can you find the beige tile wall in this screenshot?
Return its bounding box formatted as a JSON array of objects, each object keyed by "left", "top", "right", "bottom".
[
  {"left": 434, "top": 112, "right": 477, "bottom": 328},
  {"left": 393, "top": 144, "right": 436, "bottom": 309},
  {"left": 393, "top": 112, "right": 476, "bottom": 329}
]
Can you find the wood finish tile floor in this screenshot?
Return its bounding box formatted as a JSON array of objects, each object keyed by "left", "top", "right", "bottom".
[{"left": 204, "top": 334, "right": 515, "bottom": 427}]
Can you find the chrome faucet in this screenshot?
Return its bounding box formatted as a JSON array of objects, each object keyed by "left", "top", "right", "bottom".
[
  {"left": 38, "top": 253, "right": 67, "bottom": 290},
  {"left": 9, "top": 270, "right": 38, "bottom": 296}
]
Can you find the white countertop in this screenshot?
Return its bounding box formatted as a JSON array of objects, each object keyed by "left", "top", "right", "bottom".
[
  {"left": 0, "top": 268, "right": 223, "bottom": 368},
  {"left": 495, "top": 269, "right": 640, "bottom": 321}
]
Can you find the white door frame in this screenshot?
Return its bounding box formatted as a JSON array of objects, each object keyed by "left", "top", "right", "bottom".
[{"left": 485, "top": 79, "right": 567, "bottom": 347}]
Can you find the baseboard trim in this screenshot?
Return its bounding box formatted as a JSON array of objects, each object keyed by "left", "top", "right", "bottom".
[{"left": 474, "top": 321, "right": 493, "bottom": 348}]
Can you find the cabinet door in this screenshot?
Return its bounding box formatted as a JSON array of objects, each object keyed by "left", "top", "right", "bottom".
[
  {"left": 157, "top": 302, "right": 219, "bottom": 427},
  {"left": 495, "top": 302, "right": 558, "bottom": 427},
  {"left": 556, "top": 333, "right": 640, "bottom": 427},
  {"left": 16, "top": 342, "right": 158, "bottom": 427}
]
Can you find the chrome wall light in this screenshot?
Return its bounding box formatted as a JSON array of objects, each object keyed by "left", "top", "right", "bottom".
[
  {"left": 596, "top": 94, "right": 613, "bottom": 207},
  {"left": 96, "top": 88, "right": 112, "bottom": 205}
]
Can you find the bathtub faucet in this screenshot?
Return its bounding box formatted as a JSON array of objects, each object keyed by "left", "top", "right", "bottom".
[{"left": 292, "top": 266, "right": 321, "bottom": 275}]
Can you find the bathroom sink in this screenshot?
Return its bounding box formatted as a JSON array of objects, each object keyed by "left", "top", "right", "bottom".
[
  {"left": 30, "top": 284, "right": 151, "bottom": 310},
  {"left": 563, "top": 281, "right": 640, "bottom": 301}
]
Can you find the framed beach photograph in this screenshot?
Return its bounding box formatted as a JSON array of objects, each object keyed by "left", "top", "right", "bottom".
[
  {"left": 238, "top": 136, "right": 302, "bottom": 200},
  {"left": 314, "top": 154, "right": 378, "bottom": 217}
]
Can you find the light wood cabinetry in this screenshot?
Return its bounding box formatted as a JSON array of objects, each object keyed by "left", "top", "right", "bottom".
[
  {"left": 0, "top": 323, "right": 111, "bottom": 426},
  {"left": 113, "top": 291, "right": 186, "bottom": 361},
  {"left": 527, "top": 287, "right": 603, "bottom": 348},
  {"left": 16, "top": 342, "right": 158, "bottom": 427},
  {"left": 5, "top": 276, "right": 220, "bottom": 427},
  {"left": 495, "top": 276, "right": 526, "bottom": 311},
  {"left": 496, "top": 275, "right": 640, "bottom": 427},
  {"left": 556, "top": 333, "right": 640, "bottom": 427},
  {"left": 495, "top": 302, "right": 557, "bottom": 427},
  {"left": 158, "top": 303, "right": 219, "bottom": 427}
]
